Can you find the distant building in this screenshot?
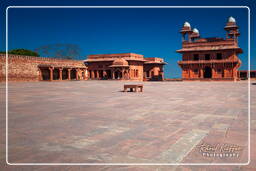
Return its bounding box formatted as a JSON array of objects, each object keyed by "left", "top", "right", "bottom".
[
  {"left": 0, "top": 53, "right": 166, "bottom": 82},
  {"left": 84, "top": 53, "right": 166, "bottom": 81},
  {"left": 177, "top": 17, "right": 243, "bottom": 81},
  {"left": 0, "top": 54, "right": 87, "bottom": 82},
  {"left": 238, "top": 70, "right": 256, "bottom": 80}
]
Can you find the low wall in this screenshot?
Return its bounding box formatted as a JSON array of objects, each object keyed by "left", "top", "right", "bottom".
[{"left": 0, "top": 54, "right": 86, "bottom": 82}]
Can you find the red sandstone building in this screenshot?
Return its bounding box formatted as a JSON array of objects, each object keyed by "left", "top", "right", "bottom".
[
  {"left": 238, "top": 70, "right": 256, "bottom": 80},
  {"left": 177, "top": 17, "right": 243, "bottom": 81},
  {"left": 84, "top": 53, "right": 166, "bottom": 81},
  {"left": 0, "top": 53, "right": 165, "bottom": 82},
  {"left": 0, "top": 54, "right": 87, "bottom": 82}
]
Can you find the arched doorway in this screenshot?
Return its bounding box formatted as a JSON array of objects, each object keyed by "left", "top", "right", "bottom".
[
  {"left": 204, "top": 66, "right": 212, "bottom": 78},
  {"left": 99, "top": 70, "right": 103, "bottom": 79},
  {"left": 114, "top": 70, "right": 122, "bottom": 79},
  {"left": 151, "top": 71, "right": 154, "bottom": 77},
  {"left": 53, "top": 69, "right": 59, "bottom": 80},
  {"left": 62, "top": 69, "right": 68, "bottom": 80},
  {"left": 41, "top": 68, "right": 50, "bottom": 80},
  {"left": 81, "top": 71, "right": 84, "bottom": 80},
  {"left": 71, "top": 69, "right": 76, "bottom": 79},
  {"left": 106, "top": 70, "right": 111, "bottom": 79}
]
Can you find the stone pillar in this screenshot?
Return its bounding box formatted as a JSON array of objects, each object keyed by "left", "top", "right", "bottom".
[
  {"left": 83, "top": 69, "right": 87, "bottom": 80},
  {"left": 38, "top": 69, "right": 42, "bottom": 81},
  {"left": 85, "top": 69, "right": 88, "bottom": 78},
  {"left": 96, "top": 70, "right": 99, "bottom": 79},
  {"left": 200, "top": 68, "right": 203, "bottom": 78},
  {"left": 103, "top": 70, "right": 107, "bottom": 78},
  {"left": 128, "top": 70, "right": 130, "bottom": 79},
  {"left": 232, "top": 67, "right": 236, "bottom": 78},
  {"left": 68, "top": 69, "right": 71, "bottom": 80},
  {"left": 91, "top": 70, "right": 94, "bottom": 79},
  {"left": 49, "top": 67, "right": 53, "bottom": 81},
  {"left": 59, "top": 68, "right": 63, "bottom": 80},
  {"left": 76, "top": 69, "right": 79, "bottom": 80},
  {"left": 212, "top": 68, "right": 215, "bottom": 78},
  {"left": 112, "top": 70, "right": 115, "bottom": 79},
  {"left": 121, "top": 69, "right": 124, "bottom": 79},
  {"left": 160, "top": 71, "right": 164, "bottom": 80},
  {"left": 153, "top": 67, "right": 157, "bottom": 76}
]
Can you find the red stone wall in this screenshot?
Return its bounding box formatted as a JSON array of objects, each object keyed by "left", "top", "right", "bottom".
[
  {"left": 0, "top": 54, "right": 86, "bottom": 82},
  {"left": 128, "top": 61, "right": 144, "bottom": 81}
]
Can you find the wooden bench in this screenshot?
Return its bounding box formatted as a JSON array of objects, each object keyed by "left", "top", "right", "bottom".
[{"left": 124, "top": 84, "right": 143, "bottom": 92}]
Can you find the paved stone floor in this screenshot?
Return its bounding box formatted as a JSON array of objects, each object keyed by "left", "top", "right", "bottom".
[{"left": 0, "top": 80, "right": 255, "bottom": 170}]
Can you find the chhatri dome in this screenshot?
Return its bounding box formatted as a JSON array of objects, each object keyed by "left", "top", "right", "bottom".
[
  {"left": 228, "top": 16, "right": 236, "bottom": 23},
  {"left": 193, "top": 28, "right": 199, "bottom": 34},
  {"left": 111, "top": 58, "right": 129, "bottom": 67},
  {"left": 183, "top": 21, "right": 191, "bottom": 27}
]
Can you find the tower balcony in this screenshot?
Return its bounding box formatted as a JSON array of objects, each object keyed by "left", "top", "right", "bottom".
[
  {"left": 181, "top": 38, "right": 238, "bottom": 48},
  {"left": 178, "top": 59, "right": 241, "bottom": 65}
]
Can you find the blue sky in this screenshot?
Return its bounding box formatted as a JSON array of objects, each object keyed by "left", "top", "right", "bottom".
[{"left": 1, "top": 0, "right": 255, "bottom": 78}]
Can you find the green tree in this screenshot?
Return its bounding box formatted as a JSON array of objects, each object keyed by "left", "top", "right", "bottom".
[{"left": 7, "top": 49, "right": 40, "bottom": 57}]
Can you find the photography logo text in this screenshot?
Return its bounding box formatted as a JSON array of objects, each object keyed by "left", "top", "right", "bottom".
[{"left": 197, "top": 142, "right": 243, "bottom": 158}]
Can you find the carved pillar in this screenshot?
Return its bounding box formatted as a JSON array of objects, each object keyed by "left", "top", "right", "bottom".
[
  {"left": 182, "top": 33, "right": 185, "bottom": 42},
  {"left": 212, "top": 67, "right": 215, "bottom": 78},
  {"left": 91, "top": 70, "right": 94, "bottom": 79},
  {"left": 200, "top": 68, "right": 204, "bottom": 78},
  {"left": 76, "top": 69, "right": 79, "bottom": 80},
  {"left": 85, "top": 68, "right": 91, "bottom": 79},
  {"left": 121, "top": 69, "right": 124, "bottom": 79},
  {"left": 112, "top": 70, "right": 115, "bottom": 79},
  {"left": 68, "top": 69, "right": 71, "bottom": 80},
  {"left": 103, "top": 70, "right": 107, "bottom": 79},
  {"left": 38, "top": 68, "right": 42, "bottom": 81},
  {"left": 59, "top": 68, "right": 63, "bottom": 80},
  {"left": 96, "top": 70, "right": 99, "bottom": 79},
  {"left": 188, "top": 66, "right": 191, "bottom": 78},
  {"left": 49, "top": 67, "right": 53, "bottom": 81},
  {"left": 232, "top": 66, "right": 235, "bottom": 78},
  {"left": 160, "top": 71, "right": 164, "bottom": 80},
  {"left": 83, "top": 69, "right": 87, "bottom": 80}
]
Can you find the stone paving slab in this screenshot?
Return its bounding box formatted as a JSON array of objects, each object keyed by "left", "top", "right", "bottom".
[{"left": 0, "top": 80, "right": 255, "bottom": 170}]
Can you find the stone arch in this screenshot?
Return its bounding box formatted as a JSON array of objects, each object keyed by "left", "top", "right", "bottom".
[
  {"left": 41, "top": 68, "right": 50, "bottom": 80},
  {"left": 204, "top": 66, "right": 212, "bottom": 78},
  {"left": 62, "top": 68, "right": 68, "bottom": 80},
  {"left": 71, "top": 69, "right": 76, "bottom": 79},
  {"left": 53, "top": 68, "right": 60, "bottom": 80},
  {"left": 114, "top": 69, "right": 122, "bottom": 79}
]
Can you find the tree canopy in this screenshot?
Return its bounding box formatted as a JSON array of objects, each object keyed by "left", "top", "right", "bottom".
[
  {"left": 35, "top": 44, "right": 81, "bottom": 59},
  {"left": 1, "top": 45, "right": 81, "bottom": 59},
  {"left": 0, "top": 49, "right": 40, "bottom": 57}
]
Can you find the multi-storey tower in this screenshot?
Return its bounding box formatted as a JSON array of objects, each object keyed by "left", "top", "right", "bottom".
[{"left": 177, "top": 17, "right": 242, "bottom": 81}]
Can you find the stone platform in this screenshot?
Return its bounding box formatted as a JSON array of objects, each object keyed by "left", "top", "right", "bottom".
[{"left": 0, "top": 80, "right": 255, "bottom": 170}]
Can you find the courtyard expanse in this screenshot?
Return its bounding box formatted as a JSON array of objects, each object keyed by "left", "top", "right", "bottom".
[{"left": 1, "top": 80, "right": 256, "bottom": 170}]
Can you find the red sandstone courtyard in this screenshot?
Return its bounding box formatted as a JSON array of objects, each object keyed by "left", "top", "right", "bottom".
[{"left": 1, "top": 80, "right": 255, "bottom": 170}]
